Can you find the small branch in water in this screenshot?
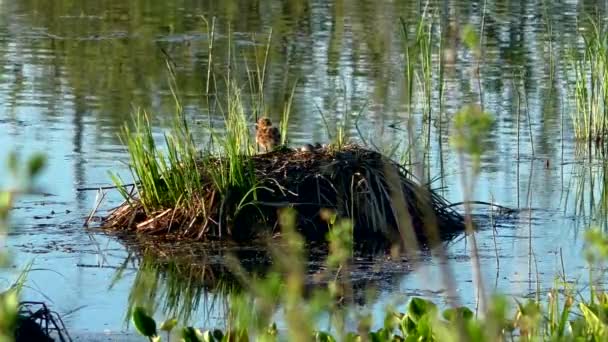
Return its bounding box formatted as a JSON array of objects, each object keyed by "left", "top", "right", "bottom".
[
  {"left": 445, "top": 200, "right": 515, "bottom": 213},
  {"left": 76, "top": 183, "right": 136, "bottom": 191},
  {"left": 84, "top": 189, "right": 106, "bottom": 228},
  {"left": 76, "top": 263, "right": 132, "bottom": 270}
]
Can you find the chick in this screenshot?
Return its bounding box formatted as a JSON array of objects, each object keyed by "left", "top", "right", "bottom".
[{"left": 255, "top": 117, "right": 281, "bottom": 152}]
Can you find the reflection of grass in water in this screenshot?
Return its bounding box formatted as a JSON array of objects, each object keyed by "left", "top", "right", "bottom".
[
  {"left": 568, "top": 149, "right": 608, "bottom": 230},
  {"left": 116, "top": 251, "right": 237, "bottom": 325}
]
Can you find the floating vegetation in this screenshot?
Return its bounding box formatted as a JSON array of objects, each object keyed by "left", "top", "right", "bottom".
[{"left": 104, "top": 142, "right": 465, "bottom": 245}]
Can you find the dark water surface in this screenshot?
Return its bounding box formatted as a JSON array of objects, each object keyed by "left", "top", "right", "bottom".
[{"left": 1, "top": 0, "right": 607, "bottom": 338}]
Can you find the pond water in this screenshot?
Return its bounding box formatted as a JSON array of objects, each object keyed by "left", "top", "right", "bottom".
[{"left": 1, "top": 0, "right": 607, "bottom": 339}]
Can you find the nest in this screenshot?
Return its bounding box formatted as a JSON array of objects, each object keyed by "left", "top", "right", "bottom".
[{"left": 103, "top": 144, "right": 465, "bottom": 245}]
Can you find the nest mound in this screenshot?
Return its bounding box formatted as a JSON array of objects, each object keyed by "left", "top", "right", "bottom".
[{"left": 103, "top": 144, "right": 465, "bottom": 245}]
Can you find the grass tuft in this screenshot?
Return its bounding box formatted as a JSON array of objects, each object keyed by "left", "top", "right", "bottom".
[{"left": 569, "top": 17, "right": 608, "bottom": 143}]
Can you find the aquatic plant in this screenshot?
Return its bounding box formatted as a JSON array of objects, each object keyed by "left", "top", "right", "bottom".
[
  {"left": 399, "top": 9, "right": 444, "bottom": 166},
  {"left": 569, "top": 17, "right": 608, "bottom": 143}
]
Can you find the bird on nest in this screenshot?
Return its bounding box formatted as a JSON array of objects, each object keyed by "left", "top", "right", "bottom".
[{"left": 255, "top": 117, "right": 281, "bottom": 153}]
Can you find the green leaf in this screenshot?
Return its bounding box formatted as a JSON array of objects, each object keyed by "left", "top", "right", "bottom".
[
  {"left": 6, "top": 151, "right": 18, "bottom": 176},
  {"left": 462, "top": 24, "right": 480, "bottom": 52},
  {"left": 212, "top": 329, "right": 224, "bottom": 341},
  {"left": 368, "top": 331, "right": 383, "bottom": 342},
  {"left": 224, "top": 329, "right": 249, "bottom": 342},
  {"left": 408, "top": 297, "right": 437, "bottom": 322},
  {"left": 132, "top": 306, "right": 157, "bottom": 338},
  {"left": 580, "top": 302, "right": 606, "bottom": 337},
  {"left": 344, "top": 332, "right": 360, "bottom": 342},
  {"left": 26, "top": 153, "right": 46, "bottom": 178},
  {"left": 416, "top": 316, "right": 432, "bottom": 338},
  {"left": 159, "top": 318, "right": 177, "bottom": 332},
  {"left": 451, "top": 105, "right": 495, "bottom": 171},
  {"left": 182, "top": 327, "right": 204, "bottom": 342},
  {"left": 202, "top": 329, "right": 214, "bottom": 342},
  {"left": 315, "top": 331, "right": 336, "bottom": 342},
  {"left": 442, "top": 307, "right": 474, "bottom": 322},
  {"left": 400, "top": 315, "right": 417, "bottom": 335},
  {"left": 267, "top": 323, "right": 277, "bottom": 337}
]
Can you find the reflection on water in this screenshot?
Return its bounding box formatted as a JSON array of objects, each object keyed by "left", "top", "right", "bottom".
[{"left": 1, "top": 0, "right": 608, "bottom": 336}]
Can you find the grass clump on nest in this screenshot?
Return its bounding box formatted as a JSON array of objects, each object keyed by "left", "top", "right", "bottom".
[{"left": 104, "top": 133, "right": 465, "bottom": 245}]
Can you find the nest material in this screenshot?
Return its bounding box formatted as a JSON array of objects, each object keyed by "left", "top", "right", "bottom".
[{"left": 103, "top": 144, "right": 465, "bottom": 244}]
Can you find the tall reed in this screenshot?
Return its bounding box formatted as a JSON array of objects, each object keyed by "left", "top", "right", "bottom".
[
  {"left": 569, "top": 18, "right": 608, "bottom": 142},
  {"left": 400, "top": 9, "right": 441, "bottom": 170}
]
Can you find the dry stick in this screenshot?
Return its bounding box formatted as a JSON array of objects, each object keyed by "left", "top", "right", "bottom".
[
  {"left": 514, "top": 74, "right": 522, "bottom": 208},
  {"left": 76, "top": 183, "right": 136, "bottom": 191},
  {"left": 457, "top": 152, "right": 486, "bottom": 316},
  {"left": 523, "top": 71, "right": 535, "bottom": 157},
  {"left": 560, "top": 247, "right": 566, "bottom": 284},
  {"left": 444, "top": 200, "right": 514, "bottom": 212},
  {"left": 490, "top": 194, "right": 500, "bottom": 290},
  {"left": 406, "top": 101, "right": 467, "bottom": 342},
  {"left": 201, "top": 15, "right": 215, "bottom": 96},
  {"left": 561, "top": 101, "right": 565, "bottom": 190},
  {"left": 399, "top": 7, "right": 465, "bottom": 338},
  {"left": 478, "top": 0, "right": 487, "bottom": 112},
  {"left": 527, "top": 159, "right": 535, "bottom": 292},
  {"left": 84, "top": 189, "right": 107, "bottom": 227},
  {"left": 533, "top": 250, "right": 541, "bottom": 303},
  {"left": 437, "top": 14, "right": 446, "bottom": 198}
]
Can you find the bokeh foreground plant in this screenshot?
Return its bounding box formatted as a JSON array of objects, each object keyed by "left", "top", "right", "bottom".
[
  {"left": 0, "top": 152, "right": 46, "bottom": 342},
  {"left": 130, "top": 209, "right": 608, "bottom": 341}
]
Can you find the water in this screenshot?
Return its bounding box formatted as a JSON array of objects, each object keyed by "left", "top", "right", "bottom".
[{"left": 1, "top": 0, "right": 607, "bottom": 338}]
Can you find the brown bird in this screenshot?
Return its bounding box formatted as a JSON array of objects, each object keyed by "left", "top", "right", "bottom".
[{"left": 255, "top": 117, "right": 281, "bottom": 152}]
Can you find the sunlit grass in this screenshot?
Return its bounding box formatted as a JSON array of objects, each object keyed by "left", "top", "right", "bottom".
[
  {"left": 110, "top": 21, "right": 275, "bottom": 218},
  {"left": 569, "top": 18, "right": 608, "bottom": 142}
]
